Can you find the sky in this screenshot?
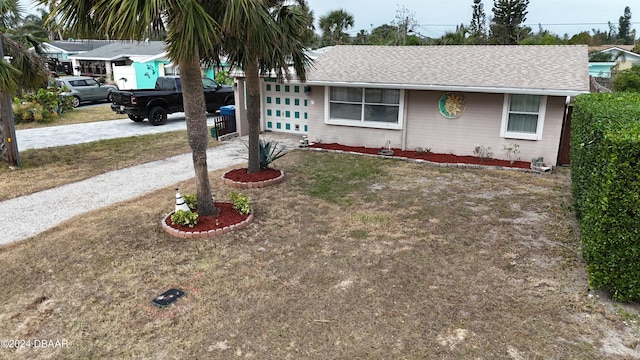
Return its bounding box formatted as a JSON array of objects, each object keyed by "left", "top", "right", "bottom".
[
  {"left": 18, "top": 0, "right": 637, "bottom": 39},
  {"left": 304, "top": 0, "right": 636, "bottom": 38}
]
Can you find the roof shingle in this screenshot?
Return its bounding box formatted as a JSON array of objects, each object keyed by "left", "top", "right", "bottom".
[{"left": 307, "top": 45, "right": 589, "bottom": 95}]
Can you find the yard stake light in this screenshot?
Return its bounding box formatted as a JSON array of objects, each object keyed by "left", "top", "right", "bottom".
[{"left": 175, "top": 188, "right": 191, "bottom": 213}]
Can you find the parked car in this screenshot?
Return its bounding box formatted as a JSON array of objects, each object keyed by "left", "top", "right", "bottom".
[
  {"left": 54, "top": 76, "right": 119, "bottom": 108},
  {"left": 110, "top": 76, "right": 234, "bottom": 125}
]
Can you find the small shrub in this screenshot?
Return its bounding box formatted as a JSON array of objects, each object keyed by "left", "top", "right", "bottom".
[
  {"left": 473, "top": 145, "right": 493, "bottom": 160},
  {"left": 171, "top": 210, "right": 199, "bottom": 228},
  {"left": 229, "top": 192, "right": 250, "bottom": 215},
  {"left": 416, "top": 147, "right": 431, "bottom": 154},
  {"left": 182, "top": 194, "right": 197, "bottom": 210},
  {"left": 502, "top": 143, "right": 521, "bottom": 164}
]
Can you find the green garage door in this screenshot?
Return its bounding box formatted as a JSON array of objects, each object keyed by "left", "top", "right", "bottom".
[{"left": 262, "top": 80, "right": 308, "bottom": 134}]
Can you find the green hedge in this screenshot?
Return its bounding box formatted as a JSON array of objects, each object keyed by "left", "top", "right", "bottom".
[{"left": 571, "top": 93, "right": 640, "bottom": 301}]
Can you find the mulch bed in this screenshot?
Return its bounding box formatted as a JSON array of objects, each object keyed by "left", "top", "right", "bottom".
[
  {"left": 165, "top": 201, "right": 248, "bottom": 233},
  {"left": 309, "top": 143, "right": 532, "bottom": 169},
  {"left": 222, "top": 168, "right": 282, "bottom": 182}
]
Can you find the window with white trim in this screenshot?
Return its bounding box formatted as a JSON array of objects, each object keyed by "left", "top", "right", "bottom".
[
  {"left": 326, "top": 86, "right": 403, "bottom": 129},
  {"left": 500, "top": 94, "right": 547, "bottom": 140}
]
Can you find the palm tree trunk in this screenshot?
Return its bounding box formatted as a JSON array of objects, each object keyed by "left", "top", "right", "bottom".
[
  {"left": 0, "top": 91, "right": 20, "bottom": 168},
  {"left": 180, "top": 54, "right": 218, "bottom": 216},
  {"left": 245, "top": 60, "right": 262, "bottom": 174}
]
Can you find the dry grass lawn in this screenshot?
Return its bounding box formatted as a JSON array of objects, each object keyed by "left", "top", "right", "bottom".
[
  {"left": 0, "top": 131, "right": 219, "bottom": 201},
  {"left": 1, "top": 151, "right": 639, "bottom": 359}
]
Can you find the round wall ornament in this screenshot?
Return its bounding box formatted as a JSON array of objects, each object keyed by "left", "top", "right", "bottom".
[{"left": 438, "top": 92, "right": 466, "bottom": 119}]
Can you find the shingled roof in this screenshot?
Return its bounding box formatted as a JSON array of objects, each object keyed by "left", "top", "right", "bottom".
[
  {"left": 69, "top": 41, "right": 167, "bottom": 61},
  {"left": 306, "top": 45, "right": 589, "bottom": 96}
]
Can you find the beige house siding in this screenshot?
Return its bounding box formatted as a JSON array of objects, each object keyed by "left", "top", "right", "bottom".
[{"left": 306, "top": 87, "right": 567, "bottom": 165}]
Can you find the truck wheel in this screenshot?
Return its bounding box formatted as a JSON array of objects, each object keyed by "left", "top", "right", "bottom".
[
  {"left": 72, "top": 96, "right": 81, "bottom": 108},
  {"left": 148, "top": 106, "right": 168, "bottom": 126},
  {"left": 128, "top": 114, "right": 145, "bottom": 122}
]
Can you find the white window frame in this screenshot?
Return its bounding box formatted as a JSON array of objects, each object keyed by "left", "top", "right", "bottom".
[
  {"left": 500, "top": 94, "right": 547, "bottom": 141},
  {"left": 324, "top": 86, "right": 405, "bottom": 130}
]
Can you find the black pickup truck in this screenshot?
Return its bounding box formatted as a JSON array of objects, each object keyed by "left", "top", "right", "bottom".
[{"left": 110, "top": 76, "right": 234, "bottom": 125}]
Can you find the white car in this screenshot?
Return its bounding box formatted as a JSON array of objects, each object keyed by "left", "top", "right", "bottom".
[{"left": 55, "top": 76, "right": 118, "bottom": 107}]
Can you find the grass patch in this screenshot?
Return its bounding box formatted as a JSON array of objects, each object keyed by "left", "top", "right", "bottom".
[
  {"left": 294, "top": 153, "right": 388, "bottom": 205},
  {"left": 0, "top": 151, "right": 638, "bottom": 358},
  {"left": 15, "top": 104, "right": 126, "bottom": 129},
  {"left": 0, "top": 131, "right": 219, "bottom": 200}
]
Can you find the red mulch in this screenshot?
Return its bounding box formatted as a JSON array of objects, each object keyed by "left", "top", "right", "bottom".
[
  {"left": 223, "top": 168, "right": 282, "bottom": 182},
  {"left": 165, "top": 201, "right": 248, "bottom": 232},
  {"left": 310, "top": 143, "right": 531, "bottom": 169}
]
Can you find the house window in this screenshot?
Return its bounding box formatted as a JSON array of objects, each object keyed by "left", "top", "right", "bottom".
[
  {"left": 326, "top": 86, "right": 403, "bottom": 129},
  {"left": 500, "top": 94, "right": 547, "bottom": 140}
]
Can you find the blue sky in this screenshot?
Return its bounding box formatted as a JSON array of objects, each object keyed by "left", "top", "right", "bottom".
[
  {"left": 19, "top": 0, "right": 638, "bottom": 39},
  {"left": 305, "top": 0, "right": 637, "bottom": 38}
]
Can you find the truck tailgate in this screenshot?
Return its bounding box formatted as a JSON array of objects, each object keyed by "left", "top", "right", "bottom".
[{"left": 110, "top": 91, "right": 133, "bottom": 106}]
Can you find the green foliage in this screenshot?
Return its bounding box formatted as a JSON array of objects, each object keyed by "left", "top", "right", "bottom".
[
  {"left": 571, "top": 93, "right": 640, "bottom": 301},
  {"left": 257, "top": 139, "right": 287, "bottom": 169},
  {"left": 214, "top": 70, "right": 233, "bottom": 85},
  {"left": 229, "top": 192, "right": 250, "bottom": 215},
  {"left": 613, "top": 64, "right": 640, "bottom": 92},
  {"left": 171, "top": 210, "right": 199, "bottom": 228},
  {"left": 12, "top": 87, "right": 74, "bottom": 124},
  {"left": 489, "top": 0, "right": 531, "bottom": 45},
  {"left": 182, "top": 194, "right": 197, "bottom": 210}
]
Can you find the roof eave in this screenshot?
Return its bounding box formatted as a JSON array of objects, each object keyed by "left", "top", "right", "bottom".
[{"left": 305, "top": 80, "right": 589, "bottom": 97}]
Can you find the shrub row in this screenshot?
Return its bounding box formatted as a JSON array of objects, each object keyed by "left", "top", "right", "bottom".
[
  {"left": 12, "top": 87, "right": 74, "bottom": 124},
  {"left": 571, "top": 93, "right": 640, "bottom": 301}
]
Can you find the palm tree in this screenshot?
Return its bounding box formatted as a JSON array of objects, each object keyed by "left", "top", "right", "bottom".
[
  {"left": 44, "top": 0, "right": 222, "bottom": 216},
  {"left": 1, "top": 0, "right": 49, "bottom": 167},
  {"left": 219, "top": 0, "right": 312, "bottom": 174},
  {"left": 319, "top": 9, "right": 354, "bottom": 45}
]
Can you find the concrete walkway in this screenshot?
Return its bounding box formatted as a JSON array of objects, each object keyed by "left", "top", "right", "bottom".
[
  {"left": 1, "top": 117, "right": 301, "bottom": 245},
  {"left": 16, "top": 112, "right": 217, "bottom": 150}
]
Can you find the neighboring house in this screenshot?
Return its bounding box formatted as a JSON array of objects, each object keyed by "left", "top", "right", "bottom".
[
  {"left": 68, "top": 41, "right": 169, "bottom": 90},
  {"left": 588, "top": 45, "right": 640, "bottom": 71},
  {"left": 38, "top": 40, "right": 114, "bottom": 75},
  {"left": 234, "top": 45, "right": 589, "bottom": 166}
]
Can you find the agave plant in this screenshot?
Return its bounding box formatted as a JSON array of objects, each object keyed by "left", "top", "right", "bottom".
[{"left": 256, "top": 139, "right": 287, "bottom": 169}]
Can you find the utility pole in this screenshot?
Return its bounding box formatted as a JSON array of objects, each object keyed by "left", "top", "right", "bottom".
[
  {"left": 403, "top": 16, "right": 408, "bottom": 45},
  {"left": 0, "top": 35, "right": 21, "bottom": 168}
]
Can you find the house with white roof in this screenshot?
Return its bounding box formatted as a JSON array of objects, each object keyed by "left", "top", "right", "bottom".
[{"left": 233, "top": 45, "right": 589, "bottom": 166}]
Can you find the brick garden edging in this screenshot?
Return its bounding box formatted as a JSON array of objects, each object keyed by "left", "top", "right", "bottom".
[
  {"left": 161, "top": 207, "right": 254, "bottom": 239},
  {"left": 221, "top": 169, "right": 285, "bottom": 188}
]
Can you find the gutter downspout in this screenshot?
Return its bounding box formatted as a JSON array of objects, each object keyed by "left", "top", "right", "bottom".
[{"left": 401, "top": 90, "right": 409, "bottom": 150}]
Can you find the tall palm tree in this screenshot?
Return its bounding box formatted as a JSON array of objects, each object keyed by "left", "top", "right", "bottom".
[
  {"left": 318, "top": 9, "right": 354, "bottom": 45},
  {"left": 219, "top": 0, "right": 312, "bottom": 174},
  {"left": 44, "top": 0, "right": 221, "bottom": 216},
  {"left": 1, "top": 0, "right": 49, "bottom": 167}
]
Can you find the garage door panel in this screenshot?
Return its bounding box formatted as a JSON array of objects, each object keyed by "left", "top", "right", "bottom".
[{"left": 263, "top": 80, "right": 308, "bottom": 134}]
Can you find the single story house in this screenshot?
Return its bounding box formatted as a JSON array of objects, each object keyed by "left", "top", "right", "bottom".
[
  {"left": 233, "top": 45, "right": 589, "bottom": 166},
  {"left": 68, "top": 41, "right": 170, "bottom": 89},
  {"left": 37, "top": 40, "right": 113, "bottom": 75}
]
